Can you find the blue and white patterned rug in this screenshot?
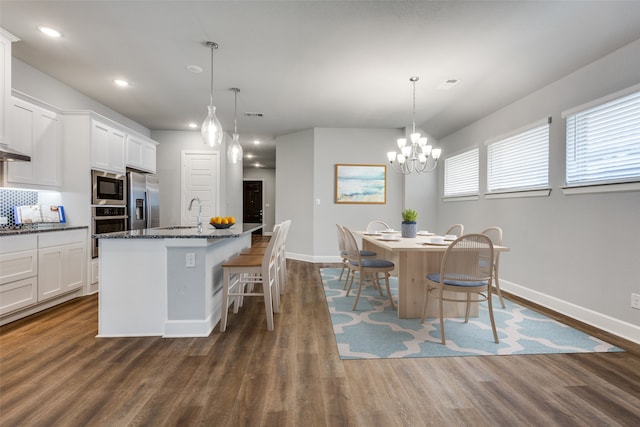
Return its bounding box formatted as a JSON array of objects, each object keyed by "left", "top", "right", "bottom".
[{"left": 320, "top": 268, "right": 623, "bottom": 359}]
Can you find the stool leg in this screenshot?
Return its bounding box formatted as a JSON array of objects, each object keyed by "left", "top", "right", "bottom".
[{"left": 220, "top": 269, "right": 231, "bottom": 332}]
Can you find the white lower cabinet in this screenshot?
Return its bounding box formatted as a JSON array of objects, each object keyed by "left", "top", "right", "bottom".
[
  {"left": 37, "top": 229, "right": 86, "bottom": 301},
  {"left": 0, "top": 229, "right": 86, "bottom": 319},
  {"left": 0, "top": 235, "right": 38, "bottom": 316}
]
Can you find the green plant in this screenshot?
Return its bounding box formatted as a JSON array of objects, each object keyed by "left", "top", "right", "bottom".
[{"left": 401, "top": 208, "right": 418, "bottom": 223}]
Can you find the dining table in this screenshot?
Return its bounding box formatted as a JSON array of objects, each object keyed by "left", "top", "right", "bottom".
[{"left": 355, "top": 230, "right": 510, "bottom": 319}]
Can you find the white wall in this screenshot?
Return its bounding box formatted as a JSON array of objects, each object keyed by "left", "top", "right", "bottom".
[
  {"left": 243, "top": 168, "right": 276, "bottom": 234},
  {"left": 431, "top": 38, "right": 640, "bottom": 341}
]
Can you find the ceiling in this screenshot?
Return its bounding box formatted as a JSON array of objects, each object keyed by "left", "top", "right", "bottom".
[{"left": 2, "top": 1, "right": 640, "bottom": 169}]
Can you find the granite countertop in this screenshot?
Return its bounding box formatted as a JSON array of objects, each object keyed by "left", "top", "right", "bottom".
[
  {"left": 0, "top": 224, "right": 89, "bottom": 237},
  {"left": 95, "top": 223, "right": 262, "bottom": 239}
]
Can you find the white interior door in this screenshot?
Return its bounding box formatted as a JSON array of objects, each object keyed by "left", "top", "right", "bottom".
[{"left": 181, "top": 151, "right": 220, "bottom": 225}]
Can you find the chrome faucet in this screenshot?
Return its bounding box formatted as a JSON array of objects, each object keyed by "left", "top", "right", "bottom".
[{"left": 188, "top": 197, "right": 202, "bottom": 232}]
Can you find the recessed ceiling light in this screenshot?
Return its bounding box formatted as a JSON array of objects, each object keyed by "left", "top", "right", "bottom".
[
  {"left": 113, "top": 79, "right": 129, "bottom": 87},
  {"left": 437, "top": 79, "right": 459, "bottom": 90},
  {"left": 253, "top": 140, "right": 261, "bottom": 145},
  {"left": 188, "top": 122, "right": 198, "bottom": 129},
  {"left": 186, "top": 65, "right": 203, "bottom": 73},
  {"left": 37, "top": 26, "right": 62, "bottom": 38},
  {"left": 254, "top": 163, "right": 262, "bottom": 168},
  {"left": 245, "top": 112, "right": 263, "bottom": 117},
  {"left": 245, "top": 153, "right": 254, "bottom": 159}
]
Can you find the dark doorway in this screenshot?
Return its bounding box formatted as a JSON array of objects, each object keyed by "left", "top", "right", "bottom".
[{"left": 243, "top": 180, "right": 263, "bottom": 235}]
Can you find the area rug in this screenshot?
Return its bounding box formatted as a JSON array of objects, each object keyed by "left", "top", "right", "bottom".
[{"left": 320, "top": 268, "right": 623, "bottom": 359}]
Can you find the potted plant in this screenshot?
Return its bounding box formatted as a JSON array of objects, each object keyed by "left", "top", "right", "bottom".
[{"left": 401, "top": 208, "right": 418, "bottom": 238}]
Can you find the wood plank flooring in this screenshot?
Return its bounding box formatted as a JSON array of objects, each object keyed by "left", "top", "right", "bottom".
[{"left": 1, "top": 259, "right": 639, "bottom": 426}]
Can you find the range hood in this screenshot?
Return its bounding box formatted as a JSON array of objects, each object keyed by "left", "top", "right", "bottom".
[{"left": 0, "top": 144, "right": 31, "bottom": 162}]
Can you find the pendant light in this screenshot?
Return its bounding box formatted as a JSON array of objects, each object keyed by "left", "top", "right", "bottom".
[
  {"left": 227, "top": 88, "right": 243, "bottom": 164},
  {"left": 201, "top": 41, "right": 223, "bottom": 147}
]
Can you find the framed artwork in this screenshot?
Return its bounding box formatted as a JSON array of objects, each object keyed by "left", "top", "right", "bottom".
[{"left": 335, "top": 164, "right": 386, "bottom": 204}]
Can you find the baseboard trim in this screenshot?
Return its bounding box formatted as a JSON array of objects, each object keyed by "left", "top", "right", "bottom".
[{"left": 501, "top": 279, "right": 640, "bottom": 345}]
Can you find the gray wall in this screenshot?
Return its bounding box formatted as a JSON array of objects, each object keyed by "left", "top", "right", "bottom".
[
  {"left": 151, "top": 130, "right": 242, "bottom": 228},
  {"left": 275, "top": 129, "right": 315, "bottom": 261},
  {"left": 243, "top": 168, "right": 276, "bottom": 234},
  {"left": 12, "top": 59, "right": 149, "bottom": 135},
  {"left": 432, "top": 38, "right": 640, "bottom": 339}
]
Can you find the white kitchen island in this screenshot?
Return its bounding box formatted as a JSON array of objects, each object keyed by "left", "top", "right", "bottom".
[{"left": 96, "top": 223, "right": 262, "bottom": 337}]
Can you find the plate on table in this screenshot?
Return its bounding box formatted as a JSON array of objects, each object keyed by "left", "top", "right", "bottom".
[
  {"left": 378, "top": 238, "right": 400, "bottom": 242},
  {"left": 419, "top": 241, "right": 449, "bottom": 246},
  {"left": 381, "top": 230, "right": 398, "bottom": 234},
  {"left": 417, "top": 231, "right": 434, "bottom": 236},
  {"left": 364, "top": 232, "right": 382, "bottom": 236}
]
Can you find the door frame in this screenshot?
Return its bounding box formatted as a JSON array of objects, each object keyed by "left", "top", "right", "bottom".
[
  {"left": 243, "top": 178, "right": 268, "bottom": 235},
  {"left": 180, "top": 150, "right": 221, "bottom": 225}
]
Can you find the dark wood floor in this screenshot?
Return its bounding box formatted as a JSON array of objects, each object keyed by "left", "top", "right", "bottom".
[{"left": 1, "top": 259, "right": 639, "bottom": 426}]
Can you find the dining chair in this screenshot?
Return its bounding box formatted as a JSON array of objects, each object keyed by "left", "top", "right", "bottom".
[
  {"left": 444, "top": 224, "right": 464, "bottom": 237},
  {"left": 481, "top": 226, "right": 505, "bottom": 308},
  {"left": 336, "top": 224, "right": 377, "bottom": 288},
  {"left": 366, "top": 221, "right": 390, "bottom": 233},
  {"left": 421, "top": 233, "right": 498, "bottom": 344},
  {"left": 220, "top": 224, "right": 282, "bottom": 331},
  {"left": 342, "top": 225, "right": 395, "bottom": 310}
]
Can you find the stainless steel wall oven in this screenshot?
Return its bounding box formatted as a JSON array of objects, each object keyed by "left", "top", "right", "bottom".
[{"left": 91, "top": 206, "right": 127, "bottom": 258}]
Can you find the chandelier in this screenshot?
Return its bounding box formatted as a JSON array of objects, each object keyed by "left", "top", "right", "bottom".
[
  {"left": 387, "top": 76, "right": 441, "bottom": 174},
  {"left": 227, "top": 88, "right": 243, "bottom": 164},
  {"left": 201, "top": 41, "right": 223, "bottom": 147}
]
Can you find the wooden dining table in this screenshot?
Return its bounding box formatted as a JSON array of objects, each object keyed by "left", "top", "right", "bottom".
[{"left": 355, "top": 231, "right": 510, "bottom": 319}]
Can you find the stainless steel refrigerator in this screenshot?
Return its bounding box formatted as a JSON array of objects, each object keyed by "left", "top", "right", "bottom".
[{"left": 127, "top": 171, "right": 160, "bottom": 230}]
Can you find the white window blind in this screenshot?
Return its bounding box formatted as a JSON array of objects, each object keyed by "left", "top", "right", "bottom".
[
  {"left": 444, "top": 148, "right": 478, "bottom": 197},
  {"left": 487, "top": 121, "right": 549, "bottom": 192},
  {"left": 565, "top": 89, "right": 640, "bottom": 186}
]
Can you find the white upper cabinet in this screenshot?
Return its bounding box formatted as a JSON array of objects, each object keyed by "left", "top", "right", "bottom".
[
  {"left": 0, "top": 28, "right": 19, "bottom": 147},
  {"left": 5, "top": 96, "right": 63, "bottom": 189},
  {"left": 126, "top": 134, "right": 157, "bottom": 173},
  {"left": 91, "top": 119, "right": 126, "bottom": 173}
]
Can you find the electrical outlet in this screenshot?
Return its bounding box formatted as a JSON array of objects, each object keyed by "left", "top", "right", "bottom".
[
  {"left": 186, "top": 253, "right": 196, "bottom": 268},
  {"left": 632, "top": 293, "right": 640, "bottom": 310}
]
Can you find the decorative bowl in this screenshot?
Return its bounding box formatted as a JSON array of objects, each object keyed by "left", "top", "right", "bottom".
[{"left": 211, "top": 223, "right": 234, "bottom": 229}]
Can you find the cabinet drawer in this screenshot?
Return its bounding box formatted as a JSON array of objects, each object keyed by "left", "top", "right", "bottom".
[
  {"left": 0, "top": 276, "right": 37, "bottom": 315},
  {"left": 0, "top": 249, "right": 38, "bottom": 285},
  {"left": 0, "top": 234, "right": 37, "bottom": 254},
  {"left": 38, "top": 229, "right": 86, "bottom": 248}
]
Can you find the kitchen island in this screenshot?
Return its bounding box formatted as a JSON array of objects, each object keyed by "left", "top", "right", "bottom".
[{"left": 96, "top": 223, "right": 262, "bottom": 337}]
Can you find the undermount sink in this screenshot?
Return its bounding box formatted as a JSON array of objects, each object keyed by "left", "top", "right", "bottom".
[{"left": 157, "top": 225, "right": 197, "bottom": 230}]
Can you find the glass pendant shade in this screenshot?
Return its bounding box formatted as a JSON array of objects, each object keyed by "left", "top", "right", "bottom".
[
  {"left": 227, "top": 133, "right": 243, "bottom": 164},
  {"left": 201, "top": 105, "right": 223, "bottom": 147}
]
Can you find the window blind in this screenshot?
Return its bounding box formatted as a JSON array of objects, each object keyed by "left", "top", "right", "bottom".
[
  {"left": 566, "top": 90, "right": 640, "bottom": 186},
  {"left": 487, "top": 122, "right": 549, "bottom": 192},
  {"left": 444, "top": 148, "right": 478, "bottom": 197}
]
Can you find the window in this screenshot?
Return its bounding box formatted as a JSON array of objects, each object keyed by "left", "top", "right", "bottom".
[
  {"left": 487, "top": 119, "right": 549, "bottom": 193},
  {"left": 565, "top": 88, "right": 640, "bottom": 186},
  {"left": 444, "top": 148, "right": 478, "bottom": 197}
]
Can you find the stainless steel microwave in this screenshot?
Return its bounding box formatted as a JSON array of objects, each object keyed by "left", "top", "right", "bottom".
[{"left": 92, "top": 170, "right": 126, "bottom": 205}]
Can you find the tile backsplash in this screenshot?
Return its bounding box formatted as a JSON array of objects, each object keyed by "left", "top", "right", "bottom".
[{"left": 0, "top": 189, "right": 61, "bottom": 225}]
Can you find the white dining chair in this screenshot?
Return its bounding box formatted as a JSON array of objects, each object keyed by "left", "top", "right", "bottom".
[
  {"left": 342, "top": 225, "right": 395, "bottom": 310},
  {"left": 481, "top": 226, "right": 505, "bottom": 308},
  {"left": 444, "top": 224, "right": 464, "bottom": 237},
  {"left": 421, "top": 233, "right": 498, "bottom": 344},
  {"left": 366, "top": 221, "right": 390, "bottom": 233}
]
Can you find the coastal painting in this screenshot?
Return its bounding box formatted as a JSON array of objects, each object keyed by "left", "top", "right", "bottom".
[{"left": 335, "top": 164, "right": 386, "bottom": 204}]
